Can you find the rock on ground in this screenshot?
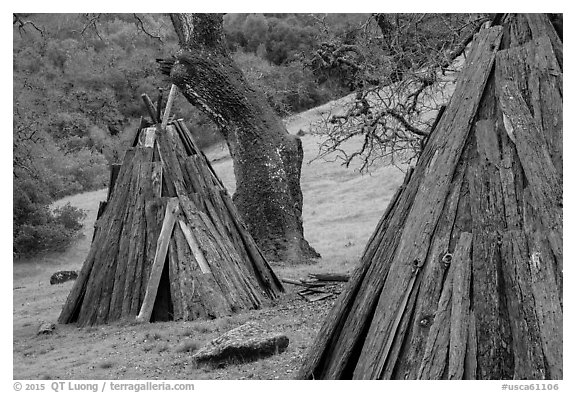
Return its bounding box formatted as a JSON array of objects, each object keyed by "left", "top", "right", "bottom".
[
  {"left": 50, "top": 270, "right": 78, "bottom": 285},
  {"left": 192, "top": 322, "right": 289, "bottom": 366},
  {"left": 38, "top": 322, "right": 56, "bottom": 335}
]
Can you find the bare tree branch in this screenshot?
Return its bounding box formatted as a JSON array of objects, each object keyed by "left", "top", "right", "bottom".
[
  {"left": 132, "top": 13, "right": 163, "bottom": 43},
  {"left": 13, "top": 13, "right": 44, "bottom": 37},
  {"left": 308, "top": 13, "right": 488, "bottom": 171},
  {"left": 80, "top": 13, "right": 104, "bottom": 41}
]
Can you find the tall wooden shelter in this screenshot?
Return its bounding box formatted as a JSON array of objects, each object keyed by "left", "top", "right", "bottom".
[
  {"left": 59, "top": 117, "right": 283, "bottom": 327},
  {"left": 300, "top": 14, "right": 562, "bottom": 380}
]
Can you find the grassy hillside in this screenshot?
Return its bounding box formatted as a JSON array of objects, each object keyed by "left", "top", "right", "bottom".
[{"left": 13, "top": 94, "right": 405, "bottom": 380}]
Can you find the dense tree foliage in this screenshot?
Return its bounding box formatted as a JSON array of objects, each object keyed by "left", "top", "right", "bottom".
[{"left": 13, "top": 14, "right": 173, "bottom": 256}]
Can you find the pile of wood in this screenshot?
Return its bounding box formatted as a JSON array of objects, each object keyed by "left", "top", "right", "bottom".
[
  {"left": 282, "top": 273, "right": 349, "bottom": 302},
  {"left": 59, "top": 91, "right": 283, "bottom": 327},
  {"left": 300, "top": 14, "right": 562, "bottom": 380}
]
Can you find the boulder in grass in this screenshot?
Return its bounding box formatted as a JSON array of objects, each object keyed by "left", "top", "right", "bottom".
[
  {"left": 192, "top": 322, "right": 289, "bottom": 366},
  {"left": 38, "top": 322, "right": 56, "bottom": 335},
  {"left": 50, "top": 271, "right": 78, "bottom": 285}
]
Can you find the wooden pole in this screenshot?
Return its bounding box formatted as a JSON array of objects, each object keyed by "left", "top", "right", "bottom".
[
  {"left": 136, "top": 198, "right": 179, "bottom": 323},
  {"left": 156, "top": 88, "right": 164, "bottom": 123},
  {"left": 178, "top": 220, "right": 211, "bottom": 274},
  {"left": 161, "top": 84, "right": 178, "bottom": 129},
  {"left": 141, "top": 93, "right": 159, "bottom": 123}
]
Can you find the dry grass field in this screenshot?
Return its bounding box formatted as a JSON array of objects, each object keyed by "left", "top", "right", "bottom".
[{"left": 13, "top": 95, "right": 405, "bottom": 380}]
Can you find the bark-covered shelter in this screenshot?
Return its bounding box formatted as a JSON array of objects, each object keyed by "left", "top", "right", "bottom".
[
  {"left": 59, "top": 117, "right": 284, "bottom": 327},
  {"left": 299, "top": 14, "right": 562, "bottom": 380}
]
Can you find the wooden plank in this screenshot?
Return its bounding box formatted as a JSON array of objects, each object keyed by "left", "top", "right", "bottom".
[
  {"left": 161, "top": 84, "right": 178, "bottom": 129},
  {"left": 178, "top": 220, "right": 211, "bottom": 274},
  {"left": 136, "top": 198, "right": 179, "bottom": 322},
  {"left": 143, "top": 127, "right": 156, "bottom": 148},
  {"left": 500, "top": 230, "right": 547, "bottom": 379},
  {"left": 417, "top": 266, "right": 454, "bottom": 379},
  {"left": 390, "top": 160, "right": 466, "bottom": 380},
  {"left": 167, "top": 238, "right": 183, "bottom": 321},
  {"left": 106, "top": 164, "right": 122, "bottom": 201},
  {"left": 307, "top": 293, "right": 333, "bottom": 302},
  {"left": 156, "top": 88, "right": 164, "bottom": 122},
  {"left": 308, "top": 273, "right": 349, "bottom": 282},
  {"left": 447, "top": 232, "right": 473, "bottom": 380},
  {"left": 156, "top": 125, "right": 188, "bottom": 197},
  {"left": 138, "top": 197, "right": 165, "bottom": 312},
  {"left": 525, "top": 14, "right": 563, "bottom": 68},
  {"left": 521, "top": 221, "right": 563, "bottom": 379},
  {"left": 141, "top": 93, "right": 159, "bottom": 123},
  {"left": 131, "top": 116, "right": 146, "bottom": 147},
  {"left": 151, "top": 162, "right": 162, "bottom": 197},
  {"left": 463, "top": 313, "right": 478, "bottom": 379},
  {"left": 355, "top": 265, "right": 422, "bottom": 379},
  {"left": 497, "top": 51, "right": 563, "bottom": 265},
  {"left": 468, "top": 158, "right": 513, "bottom": 379}
]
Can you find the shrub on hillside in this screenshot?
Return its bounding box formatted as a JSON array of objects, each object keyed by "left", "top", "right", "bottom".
[
  {"left": 53, "top": 204, "right": 87, "bottom": 232},
  {"left": 13, "top": 180, "right": 87, "bottom": 257},
  {"left": 233, "top": 51, "right": 334, "bottom": 116}
]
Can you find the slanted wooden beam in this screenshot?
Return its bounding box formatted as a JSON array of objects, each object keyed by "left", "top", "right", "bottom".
[
  {"left": 161, "top": 84, "right": 178, "bottom": 129},
  {"left": 141, "top": 93, "right": 159, "bottom": 123},
  {"left": 136, "top": 198, "right": 179, "bottom": 323},
  {"left": 178, "top": 219, "right": 211, "bottom": 274}
]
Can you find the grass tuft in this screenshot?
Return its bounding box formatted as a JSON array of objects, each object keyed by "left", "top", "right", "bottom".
[
  {"left": 175, "top": 340, "right": 201, "bottom": 354},
  {"left": 98, "top": 360, "right": 115, "bottom": 369}
]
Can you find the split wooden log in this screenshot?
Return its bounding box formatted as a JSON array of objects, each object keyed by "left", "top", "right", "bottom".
[
  {"left": 161, "top": 84, "right": 178, "bottom": 129},
  {"left": 281, "top": 277, "right": 325, "bottom": 288},
  {"left": 308, "top": 273, "right": 349, "bottom": 282},
  {"left": 298, "top": 292, "right": 333, "bottom": 303},
  {"left": 156, "top": 88, "right": 164, "bottom": 123},
  {"left": 141, "top": 93, "right": 159, "bottom": 123}
]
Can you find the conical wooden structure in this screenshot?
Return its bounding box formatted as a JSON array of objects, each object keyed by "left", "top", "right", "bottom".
[
  {"left": 59, "top": 118, "right": 284, "bottom": 327},
  {"left": 300, "top": 14, "right": 562, "bottom": 380}
]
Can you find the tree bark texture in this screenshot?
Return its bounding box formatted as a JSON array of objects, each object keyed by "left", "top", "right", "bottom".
[
  {"left": 299, "top": 14, "right": 562, "bottom": 380},
  {"left": 58, "top": 121, "right": 283, "bottom": 326},
  {"left": 166, "top": 13, "right": 320, "bottom": 264}
]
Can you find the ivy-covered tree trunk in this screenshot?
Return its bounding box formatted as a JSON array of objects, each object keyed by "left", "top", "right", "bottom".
[{"left": 164, "top": 13, "right": 320, "bottom": 264}]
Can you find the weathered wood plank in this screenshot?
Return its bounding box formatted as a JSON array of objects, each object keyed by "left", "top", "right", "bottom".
[
  {"left": 448, "top": 232, "right": 473, "bottom": 380},
  {"left": 167, "top": 238, "right": 183, "bottom": 321},
  {"left": 156, "top": 126, "right": 188, "bottom": 197},
  {"left": 417, "top": 266, "right": 454, "bottom": 379},
  {"left": 500, "top": 230, "right": 547, "bottom": 379},
  {"left": 178, "top": 220, "right": 211, "bottom": 274},
  {"left": 391, "top": 160, "right": 465, "bottom": 380},
  {"left": 463, "top": 313, "right": 478, "bottom": 380},
  {"left": 136, "top": 198, "right": 179, "bottom": 322},
  {"left": 497, "top": 79, "right": 562, "bottom": 266},
  {"left": 161, "top": 84, "right": 178, "bottom": 129}
]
